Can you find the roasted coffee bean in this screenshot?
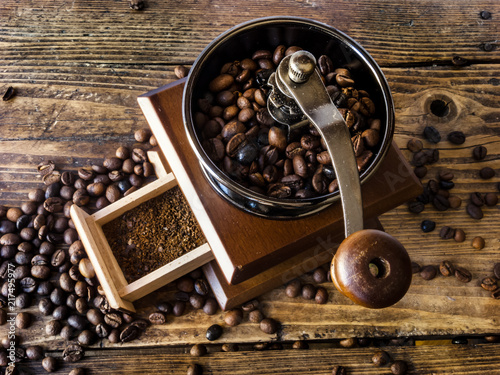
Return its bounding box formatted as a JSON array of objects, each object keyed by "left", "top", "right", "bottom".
[
  {"left": 439, "top": 260, "right": 455, "bottom": 276},
  {"left": 67, "top": 314, "right": 87, "bottom": 330},
  {"left": 301, "top": 283, "right": 317, "bottom": 300},
  {"left": 241, "top": 299, "right": 259, "bottom": 312},
  {"left": 51, "top": 249, "right": 67, "bottom": 267},
  {"left": 172, "top": 300, "right": 186, "bottom": 316},
  {"left": 455, "top": 266, "right": 472, "bottom": 283},
  {"left": 78, "top": 330, "right": 96, "bottom": 346},
  {"left": 493, "top": 263, "right": 500, "bottom": 279},
  {"left": 285, "top": 279, "right": 302, "bottom": 298},
  {"left": 120, "top": 324, "right": 140, "bottom": 342},
  {"left": 39, "top": 298, "right": 54, "bottom": 316},
  {"left": 433, "top": 195, "right": 450, "bottom": 211},
  {"left": 439, "top": 226, "right": 455, "bottom": 240},
  {"left": 187, "top": 364, "right": 203, "bottom": 375},
  {"left": 63, "top": 343, "right": 84, "bottom": 363},
  {"left": 423, "top": 126, "right": 441, "bottom": 143},
  {"left": 206, "top": 324, "right": 223, "bottom": 341},
  {"left": 472, "top": 236, "right": 485, "bottom": 250},
  {"left": 224, "top": 309, "right": 243, "bottom": 327},
  {"left": 391, "top": 360, "right": 408, "bottom": 375},
  {"left": 470, "top": 192, "right": 485, "bottom": 207},
  {"left": 149, "top": 312, "right": 166, "bottom": 325},
  {"left": 42, "top": 356, "right": 58, "bottom": 372},
  {"left": 372, "top": 350, "right": 391, "bottom": 366},
  {"left": 315, "top": 287, "right": 328, "bottom": 304},
  {"left": 481, "top": 277, "right": 498, "bottom": 291},
  {"left": 15, "top": 311, "right": 31, "bottom": 329},
  {"left": 478, "top": 167, "right": 494, "bottom": 180},
  {"left": 472, "top": 145, "right": 487, "bottom": 160},
  {"left": 454, "top": 228, "right": 466, "bottom": 242},
  {"left": 420, "top": 220, "right": 436, "bottom": 233},
  {"left": 189, "top": 294, "right": 205, "bottom": 310},
  {"left": 156, "top": 301, "right": 172, "bottom": 314},
  {"left": 190, "top": 344, "right": 207, "bottom": 357},
  {"left": 408, "top": 200, "right": 425, "bottom": 213},
  {"left": 312, "top": 267, "right": 328, "bottom": 283},
  {"left": 448, "top": 195, "right": 462, "bottom": 208},
  {"left": 466, "top": 203, "right": 483, "bottom": 220},
  {"left": 25, "top": 345, "right": 44, "bottom": 360},
  {"left": 411, "top": 262, "right": 421, "bottom": 274},
  {"left": 248, "top": 309, "right": 264, "bottom": 323},
  {"left": 260, "top": 318, "right": 280, "bottom": 334},
  {"left": 69, "top": 368, "right": 86, "bottom": 375},
  {"left": 15, "top": 293, "right": 31, "bottom": 309},
  {"left": 53, "top": 305, "right": 70, "bottom": 320},
  {"left": 202, "top": 297, "right": 218, "bottom": 315},
  {"left": 484, "top": 192, "right": 498, "bottom": 206},
  {"left": 447, "top": 131, "right": 466, "bottom": 144},
  {"left": 420, "top": 265, "right": 438, "bottom": 280},
  {"left": 176, "top": 276, "right": 194, "bottom": 293},
  {"left": 46, "top": 319, "right": 62, "bottom": 335},
  {"left": 86, "top": 308, "right": 104, "bottom": 326},
  {"left": 103, "top": 312, "right": 122, "bottom": 328}
]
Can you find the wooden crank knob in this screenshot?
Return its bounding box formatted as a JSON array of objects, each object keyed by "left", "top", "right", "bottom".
[{"left": 330, "top": 229, "right": 412, "bottom": 309}]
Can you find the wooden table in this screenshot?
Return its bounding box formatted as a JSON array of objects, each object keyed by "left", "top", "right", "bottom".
[{"left": 1, "top": 0, "right": 499, "bottom": 373}]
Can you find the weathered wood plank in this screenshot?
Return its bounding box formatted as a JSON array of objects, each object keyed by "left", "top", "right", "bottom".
[{"left": 13, "top": 343, "right": 500, "bottom": 375}]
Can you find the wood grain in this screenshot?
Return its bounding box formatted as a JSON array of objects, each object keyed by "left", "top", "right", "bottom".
[{"left": 13, "top": 343, "right": 500, "bottom": 374}]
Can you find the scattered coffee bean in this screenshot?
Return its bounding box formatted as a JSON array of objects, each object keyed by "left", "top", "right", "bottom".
[
  {"left": 439, "top": 261, "right": 455, "bottom": 277},
  {"left": 472, "top": 145, "right": 487, "bottom": 160},
  {"left": 312, "top": 267, "right": 327, "bottom": 283},
  {"left": 391, "top": 360, "right": 408, "bottom": 375},
  {"left": 174, "top": 65, "right": 190, "bottom": 79},
  {"left": 46, "top": 319, "right": 62, "bottom": 336},
  {"left": 371, "top": 350, "right": 391, "bottom": 366},
  {"left": 454, "top": 228, "right": 466, "bottom": 242},
  {"left": 471, "top": 236, "right": 485, "bottom": 250},
  {"left": 63, "top": 343, "right": 84, "bottom": 363},
  {"left": 439, "top": 226, "right": 455, "bottom": 240},
  {"left": 447, "top": 131, "right": 466, "bottom": 145},
  {"left": 411, "top": 262, "right": 421, "bottom": 274},
  {"left": 69, "top": 369, "right": 86, "bottom": 375},
  {"left": 222, "top": 343, "right": 239, "bottom": 352},
  {"left": 224, "top": 309, "right": 243, "bottom": 327},
  {"left": 420, "top": 220, "right": 436, "bottom": 233},
  {"left": 42, "top": 356, "right": 58, "bottom": 372},
  {"left": 148, "top": 312, "right": 166, "bottom": 325},
  {"left": 248, "top": 309, "right": 264, "bottom": 323},
  {"left": 129, "top": 0, "right": 145, "bottom": 10},
  {"left": 202, "top": 297, "right": 218, "bottom": 316},
  {"left": 413, "top": 166, "right": 427, "bottom": 179},
  {"left": 481, "top": 277, "right": 498, "bottom": 291},
  {"left": 190, "top": 344, "right": 207, "bottom": 357},
  {"left": 15, "top": 311, "right": 31, "bottom": 329},
  {"left": 432, "top": 195, "right": 450, "bottom": 211},
  {"left": 493, "top": 263, "right": 500, "bottom": 279},
  {"left": 448, "top": 196, "right": 462, "bottom": 208},
  {"left": 420, "top": 265, "right": 438, "bottom": 280},
  {"left": 315, "top": 287, "right": 329, "bottom": 304},
  {"left": 301, "top": 283, "right": 317, "bottom": 300},
  {"left": 285, "top": 279, "right": 302, "bottom": 298},
  {"left": 260, "top": 318, "right": 280, "bottom": 334},
  {"left": 423, "top": 126, "right": 441, "bottom": 143},
  {"left": 134, "top": 128, "right": 151, "bottom": 143},
  {"left": 466, "top": 203, "right": 483, "bottom": 220},
  {"left": 455, "top": 266, "right": 472, "bottom": 283},
  {"left": 241, "top": 299, "right": 259, "bottom": 312},
  {"left": 25, "top": 345, "right": 43, "bottom": 360},
  {"left": 470, "top": 192, "right": 485, "bottom": 207},
  {"left": 485, "top": 192, "right": 498, "bottom": 206},
  {"left": 339, "top": 337, "right": 358, "bottom": 348},
  {"left": 206, "top": 324, "right": 223, "bottom": 341},
  {"left": 186, "top": 363, "right": 203, "bottom": 375},
  {"left": 2, "top": 86, "right": 15, "bottom": 101},
  {"left": 407, "top": 138, "right": 423, "bottom": 153},
  {"left": 479, "top": 167, "right": 495, "bottom": 179}
]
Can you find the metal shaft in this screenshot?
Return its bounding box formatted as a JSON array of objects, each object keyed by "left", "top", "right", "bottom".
[{"left": 276, "top": 53, "right": 364, "bottom": 237}]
